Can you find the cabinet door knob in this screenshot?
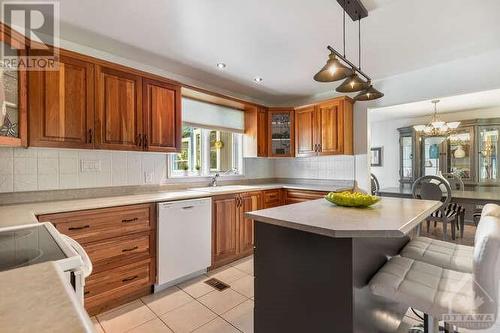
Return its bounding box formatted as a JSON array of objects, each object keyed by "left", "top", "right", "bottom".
[
  {"left": 88, "top": 129, "right": 93, "bottom": 144},
  {"left": 136, "top": 134, "right": 142, "bottom": 147}
]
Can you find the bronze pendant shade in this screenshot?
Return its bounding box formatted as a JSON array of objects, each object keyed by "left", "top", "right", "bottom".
[
  {"left": 313, "top": 53, "right": 353, "bottom": 82},
  {"left": 336, "top": 73, "right": 369, "bottom": 93},
  {"left": 353, "top": 84, "right": 384, "bottom": 101}
]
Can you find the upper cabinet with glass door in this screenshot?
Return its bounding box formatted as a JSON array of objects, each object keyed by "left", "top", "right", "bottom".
[
  {"left": 268, "top": 108, "right": 294, "bottom": 157},
  {"left": 0, "top": 24, "right": 27, "bottom": 147},
  {"left": 478, "top": 126, "right": 499, "bottom": 183}
]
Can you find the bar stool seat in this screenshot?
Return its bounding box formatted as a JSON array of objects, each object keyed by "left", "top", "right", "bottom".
[
  {"left": 400, "top": 237, "right": 473, "bottom": 273},
  {"left": 369, "top": 256, "right": 477, "bottom": 318}
]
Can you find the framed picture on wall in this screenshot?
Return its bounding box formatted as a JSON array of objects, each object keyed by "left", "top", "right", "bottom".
[{"left": 370, "top": 147, "right": 383, "bottom": 167}]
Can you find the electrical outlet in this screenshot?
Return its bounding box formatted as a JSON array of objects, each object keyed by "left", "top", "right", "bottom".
[
  {"left": 80, "top": 160, "right": 101, "bottom": 173},
  {"left": 144, "top": 172, "right": 154, "bottom": 184}
]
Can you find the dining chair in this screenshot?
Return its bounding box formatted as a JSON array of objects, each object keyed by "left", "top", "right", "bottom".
[
  {"left": 412, "top": 175, "right": 458, "bottom": 240},
  {"left": 441, "top": 173, "right": 466, "bottom": 238},
  {"left": 370, "top": 173, "right": 380, "bottom": 195}
]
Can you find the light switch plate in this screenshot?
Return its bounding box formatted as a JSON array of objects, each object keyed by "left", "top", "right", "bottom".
[{"left": 80, "top": 160, "right": 101, "bottom": 173}]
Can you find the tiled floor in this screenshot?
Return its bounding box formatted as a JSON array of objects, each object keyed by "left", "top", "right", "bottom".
[
  {"left": 91, "top": 231, "right": 498, "bottom": 333},
  {"left": 92, "top": 256, "right": 254, "bottom": 333}
]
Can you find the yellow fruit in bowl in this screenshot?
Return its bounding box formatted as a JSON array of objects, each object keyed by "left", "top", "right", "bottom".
[{"left": 324, "top": 191, "right": 380, "bottom": 207}]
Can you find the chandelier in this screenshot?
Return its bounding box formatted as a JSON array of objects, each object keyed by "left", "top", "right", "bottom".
[
  {"left": 413, "top": 100, "right": 460, "bottom": 136},
  {"left": 313, "top": 0, "right": 383, "bottom": 101}
]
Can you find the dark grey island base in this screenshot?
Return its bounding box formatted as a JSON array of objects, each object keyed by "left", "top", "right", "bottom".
[
  {"left": 246, "top": 197, "right": 441, "bottom": 333},
  {"left": 254, "top": 221, "right": 409, "bottom": 333}
]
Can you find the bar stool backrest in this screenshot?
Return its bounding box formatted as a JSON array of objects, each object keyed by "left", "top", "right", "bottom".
[
  {"left": 412, "top": 175, "right": 452, "bottom": 208},
  {"left": 370, "top": 173, "right": 380, "bottom": 195},
  {"left": 442, "top": 172, "right": 464, "bottom": 191},
  {"left": 472, "top": 211, "right": 500, "bottom": 318}
]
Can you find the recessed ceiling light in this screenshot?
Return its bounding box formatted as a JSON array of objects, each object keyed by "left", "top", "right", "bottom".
[
  {"left": 216, "top": 63, "right": 226, "bottom": 69},
  {"left": 254, "top": 77, "right": 263, "bottom": 83}
]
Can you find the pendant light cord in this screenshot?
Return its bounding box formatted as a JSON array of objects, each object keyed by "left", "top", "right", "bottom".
[
  {"left": 358, "top": 16, "right": 361, "bottom": 70},
  {"left": 343, "top": 0, "right": 346, "bottom": 57}
]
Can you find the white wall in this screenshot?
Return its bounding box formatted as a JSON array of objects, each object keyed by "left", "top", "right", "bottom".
[{"left": 369, "top": 107, "right": 500, "bottom": 188}]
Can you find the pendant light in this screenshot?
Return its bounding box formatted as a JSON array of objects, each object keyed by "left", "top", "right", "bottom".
[
  {"left": 336, "top": 8, "right": 368, "bottom": 93},
  {"left": 353, "top": 82, "right": 384, "bottom": 101},
  {"left": 313, "top": 53, "right": 353, "bottom": 82},
  {"left": 314, "top": 3, "right": 384, "bottom": 101}
]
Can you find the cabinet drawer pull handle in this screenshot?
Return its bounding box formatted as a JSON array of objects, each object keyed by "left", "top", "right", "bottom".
[
  {"left": 122, "top": 217, "right": 138, "bottom": 223},
  {"left": 122, "top": 275, "right": 138, "bottom": 283},
  {"left": 122, "top": 246, "right": 139, "bottom": 252},
  {"left": 68, "top": 225, "right": 90, "bottom": 231},
  {"left": 182, "top": 206, "right": 194, "bottom": 210},
  {"left": 84, "top": 291, "right": 90, "bottom": 295}
]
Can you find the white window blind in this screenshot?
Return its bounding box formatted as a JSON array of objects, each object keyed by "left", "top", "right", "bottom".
[{"left": 182, "top": 98, "right": 245, "bottom": 133}]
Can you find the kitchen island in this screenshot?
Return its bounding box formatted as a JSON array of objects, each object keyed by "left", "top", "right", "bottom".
[{"left": 246, "top": 196, "right": 441, "bottom": 333}]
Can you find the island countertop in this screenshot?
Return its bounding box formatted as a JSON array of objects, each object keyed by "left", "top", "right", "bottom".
[{"left": 245, "top": 196, "right": 441, "bottom": 238}]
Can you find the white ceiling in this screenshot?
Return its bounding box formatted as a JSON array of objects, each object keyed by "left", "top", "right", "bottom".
[
  {"left": 31, "top": 0, "right": 500, "bottom": 104},
  {"left": 369, "top": 88, "right": 500, "bottom": 122}
]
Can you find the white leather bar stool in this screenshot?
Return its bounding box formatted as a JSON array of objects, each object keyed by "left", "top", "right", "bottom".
[
  {"left": 369, "top": 214, "right": 500, "bottom": 333},
  {"left": 400, "top": 203, "right": 500, "bottom": 274}
]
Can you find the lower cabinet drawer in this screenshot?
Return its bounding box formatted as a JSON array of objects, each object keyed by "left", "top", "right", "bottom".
[
  {"left": 263, "top": 189, "right": 282, "bottom": 208},
  {"left": 84, "top": 232, "right": 152, "bottom": 267},
  {"left": 84, "top": 259, "right": 154, "bottom": 315},
  {"left": 284, "top": 189, "right": 328, "bottom": 204}
]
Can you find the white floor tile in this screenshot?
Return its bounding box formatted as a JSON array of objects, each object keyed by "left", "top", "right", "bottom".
[
  {"left": 198, "top": 289, "right": 247, "bottom": 315},
  {"left": 141, "top": 286, "right": 193, "bottom": 316},
  {"left": 127, "top": 318, "right": 173, "bottom": 333},
  {"left": 192, "top": 317, "right": 239, "bottom": 333},
  {"left": 176, "top": 274, "right": 214, "bottom": 299},
  {"left": 222, "top": 299, "right": 254, "bottom": 333},
  {"left": 160, "top": 300, "right": 217, "bottom": 333},
  {"left": 96, "top": 300, "right": 156, "bottom": 333}
]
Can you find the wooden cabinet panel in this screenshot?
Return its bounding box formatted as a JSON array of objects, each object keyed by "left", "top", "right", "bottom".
[
  {"left": 295, "top": 105, "right": 318, "bottom": 157},
  {"left": 38, "top": 203, "right": 156, "bottom": 315},
  {"left": 257, "top": 107, "right": 268, "bottom": 157},
  {"left": 95, "top": 66, "right": 143, "bottom": 150},
  {"left": 212, "top": 195, "right": 239, "bottom": 267},
  {"left": 284, "top": 189, "right": 329, "bottom": 205},
  {"left": 85, "top": 233, "right": 151, "bottom": 267},
  {"left": 263, "top": 189, "right": 283, "bottom": 208},
  {"left": 143, "top": 78, "right": 181, "bottom": 152},
  {"left": 29, "top": 53, "right": 94, "bottom": 148},
  {"left": 318, "top": 100, "right": 341, "bottom": 155},
  {"left": 85, "top": 258, "right": 153, "bottom": 315},
  {"left": 293, "top": 97, "right": 354, "bottom": 157},
  {"left": 239, "top": 191, "right": 262, "bottom": 256},
  {"left": 0, "top": 23, "right": 27, "bottom": 147},
  {"left": 39, "top": 204, "right": 153, "bottom": 244}
]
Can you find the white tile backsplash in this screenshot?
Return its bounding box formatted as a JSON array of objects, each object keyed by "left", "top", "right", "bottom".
[
  {"left": 0, "top": 146, "right": 359, "bottom": 193},
  {"left": 0, "top": 147, "right": 170, "bottom": 193},
  {"left": 273, "top": 155, "right": 355, "bottom": 181}
]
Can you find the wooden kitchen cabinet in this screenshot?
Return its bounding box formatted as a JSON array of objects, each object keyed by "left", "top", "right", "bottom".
[
  {"left": 295, "top": 97, "right": 354, "bottom": 157},
  {"left": 257, "top": 107, "right": 268, "bottom": 157},
  {"left": 284, "top": 189, "right": 329, "bottom": 205},
  {"left": 212, "top": 191, "right": 262, "bottom": 268},
  {"left": 38, "top": 203, "right": 156, "bottom": 315},
  {"left": 212, "top": 194, "right": 239, "bottom": 267},
  {"left": 0, "top": 23, "right": 27, "bottom": 147},
  {"left": 268, "top": 108, "right": 294, "bottom": 157},
  {"left": 95, "top": 65, "right": 143, "bottom": 151},
  {"left": 295, "top": 105, "right": 318, "bottom": 157},
  {"left": 29, "top": 52, "right": 95, "bottom": 148},
  {"left": 239, "top": 191, "right": 262, "bottom": 256},
  {"left": 262, "top": 189, "right": 283, "bottom": 208},
  {"left": 143, "top": 78, "right": 181, "bottom": 152}
]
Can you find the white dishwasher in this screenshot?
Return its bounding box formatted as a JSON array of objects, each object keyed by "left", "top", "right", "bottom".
[{"left": 156, "top": 198, "right": 212, "bottom": 291}]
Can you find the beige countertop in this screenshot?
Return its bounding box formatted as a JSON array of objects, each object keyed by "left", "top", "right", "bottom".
[
  {"left": 0, "top": 183, "right": 348, "bottom": 228},
  {"left": 0, "top": 262, "right": 94, "bottom": 333},
  {"left": 245, "top": 196, "right": 441, "bottom": 238}
]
